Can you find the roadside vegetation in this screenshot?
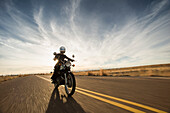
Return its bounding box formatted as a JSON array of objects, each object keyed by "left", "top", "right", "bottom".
[
  {"left": 0, "top": 73, "right": 51, "bottom": 83},
  {"left": 74, "top": 63, "right": 170, "bottom": 77}
]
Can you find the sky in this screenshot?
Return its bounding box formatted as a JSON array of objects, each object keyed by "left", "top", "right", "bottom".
[{"left": 0, "top": 0, "right": 170, "bottom": 75}]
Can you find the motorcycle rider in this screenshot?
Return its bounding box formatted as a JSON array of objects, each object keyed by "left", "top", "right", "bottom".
[{"left": 51, "top": 46, "right": 74, "bottom": 83}]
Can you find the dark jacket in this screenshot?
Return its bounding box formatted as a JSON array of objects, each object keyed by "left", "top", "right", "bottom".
[{"left": 54, "top": 53, "right": 74, "bottom": 66}]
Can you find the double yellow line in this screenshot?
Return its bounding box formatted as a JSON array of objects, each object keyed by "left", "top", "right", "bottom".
[
  {"left": 36, "top": 75, "right": 167, "bottom": 113},
  {"left": 76, "top": 87, "right": 167, "bottom": 113}
]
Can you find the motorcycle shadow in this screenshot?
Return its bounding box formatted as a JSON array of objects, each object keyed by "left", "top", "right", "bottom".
[{"left": 46, "top": 87, "right": 86, "bottom": 113}]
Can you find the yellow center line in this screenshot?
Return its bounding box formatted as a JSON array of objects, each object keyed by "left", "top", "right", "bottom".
[
  {"left": 76, "top": 89, "right": 145, "bottom": 113},
  {"left": 36, "top": 76, "right": 167, "bottom": 113},
  {"left": 76, "top": 87, "right": 167, "bottom": 113}
]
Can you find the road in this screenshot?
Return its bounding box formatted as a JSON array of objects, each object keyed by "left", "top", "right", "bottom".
[{"left": 0, "top": 75, "right": 170, "bottom": 113}]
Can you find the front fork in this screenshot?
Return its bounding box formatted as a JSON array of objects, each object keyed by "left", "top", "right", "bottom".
[
  {"left": 64, "top": 73, "right": 69, "bottom": 95},
  {"left": 64, "top": 73, "right": 67, "bottom": 85}
]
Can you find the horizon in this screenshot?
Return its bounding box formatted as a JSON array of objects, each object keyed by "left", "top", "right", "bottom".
[
  {"left": 1, "top": 63, "right": 170, "bottom": 76},
  {"left": 0, "top": 0, "right": 170, "bottom": 75}
]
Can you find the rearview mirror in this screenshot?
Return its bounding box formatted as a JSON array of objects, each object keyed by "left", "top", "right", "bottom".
[
  {"left": 72, "top": 54, "right": 75, "bottom": 58},
  {"left": 53, "top": 52, "right": 57, "bottom": 55}
]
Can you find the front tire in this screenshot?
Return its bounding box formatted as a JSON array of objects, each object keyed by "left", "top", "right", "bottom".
[{"left": 65, "top": 72, "right": 76, "bottom": 97}]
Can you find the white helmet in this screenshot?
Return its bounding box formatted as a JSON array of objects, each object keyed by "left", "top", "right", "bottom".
[{"left": 60, "top": 46, "right": 66, "bottom": 53}]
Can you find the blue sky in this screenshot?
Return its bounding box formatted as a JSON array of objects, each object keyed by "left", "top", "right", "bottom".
[{"left": 0, "top": 0, "right": 170, "bottom": 75}]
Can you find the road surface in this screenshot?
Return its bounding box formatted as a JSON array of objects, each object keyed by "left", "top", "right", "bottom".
[{"left": 0, "top": 75, "right": 170, "bottom": 113}]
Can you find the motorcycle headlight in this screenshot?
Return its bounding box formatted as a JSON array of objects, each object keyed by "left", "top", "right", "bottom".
[
  {"left": 60, "top": 65, "right": 65, "bottom": 70},
  {"left": 66, "top": 61, "right": 71, "bottom": 67}
]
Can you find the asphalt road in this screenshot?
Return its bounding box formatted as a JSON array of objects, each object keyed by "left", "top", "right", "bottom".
[{"left": 0, "top": 75, "right": 170, "bottom": 113}]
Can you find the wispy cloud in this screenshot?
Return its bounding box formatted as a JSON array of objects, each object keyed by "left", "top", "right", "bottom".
[{"left": 0, "top": 0, "right": 170, "bottom": 74}]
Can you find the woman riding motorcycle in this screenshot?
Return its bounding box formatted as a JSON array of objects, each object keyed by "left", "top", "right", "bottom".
[{"left": 51, "top": 46, "right": 74, "bottom": 83}]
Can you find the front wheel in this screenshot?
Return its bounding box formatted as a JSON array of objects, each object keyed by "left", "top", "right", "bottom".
[{"left": 65, "top": 72, "right": 76, "bottom": 97}]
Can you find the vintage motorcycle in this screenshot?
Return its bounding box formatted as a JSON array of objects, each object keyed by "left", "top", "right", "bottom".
[{"left": 53, "top": 55, "right": 76, "bottom": 97}]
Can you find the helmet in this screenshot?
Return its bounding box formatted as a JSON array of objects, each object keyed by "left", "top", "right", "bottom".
[{"left": 60, "top": 46, "right": 66, "bottom": 53}]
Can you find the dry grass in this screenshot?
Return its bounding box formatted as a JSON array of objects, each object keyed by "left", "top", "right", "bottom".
[
  {"left": 0, "top": 74, "right": 31, "bottom": 83},
  {"left": 0, "top": 76, "right": 18, "bottom": 82},
  {"left": 73, "top": 63, "right": 170, "bottom": 77},
  {"left": 0, "top": 73, "right": 52, "bottom": 83}
]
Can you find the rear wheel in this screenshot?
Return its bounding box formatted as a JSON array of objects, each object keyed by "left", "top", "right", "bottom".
[{"left": 65, "top": 72, "right": 76, "bottom": 97}]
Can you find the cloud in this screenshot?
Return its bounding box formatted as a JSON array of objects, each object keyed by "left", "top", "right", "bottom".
[
  {"left": 61, "top": 0, "right": 170, "bottom": 69},
  {"left": 0, "top": 0, "right": 170, "bottom": 74}
]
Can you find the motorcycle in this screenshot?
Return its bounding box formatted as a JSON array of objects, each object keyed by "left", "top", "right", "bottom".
[{"left": 53, "top": 55, "right": 76, "bottom": 97}]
